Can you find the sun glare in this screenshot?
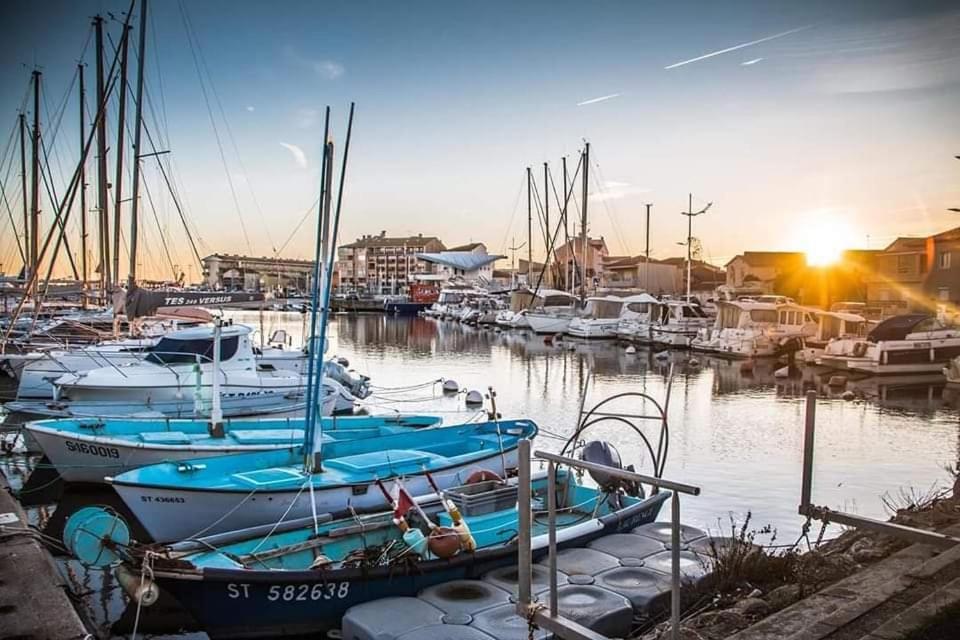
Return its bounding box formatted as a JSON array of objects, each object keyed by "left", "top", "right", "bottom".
[{"left": 796, "top": 211, "right": 860, "bottom": 267}]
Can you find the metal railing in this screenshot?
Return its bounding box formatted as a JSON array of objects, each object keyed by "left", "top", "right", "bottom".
[
  {"left": 799, "top": 389, "right": 960, "bottom": 549},
  {"left": 516, "top": 439, "right": 702, "bottom": 640}
]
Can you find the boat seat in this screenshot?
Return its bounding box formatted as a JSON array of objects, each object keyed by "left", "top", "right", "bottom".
[
  {"left": 228, "top": 429, "right": 311, "bottom": 445},
  {"left": 138, "top": 431, "right": 193, "bottom": 445},
  {"left": 231, "top": 467, "right": 307, "bottom": 488},
  {"left": 324, "top": 449, "right": 435, "bottom": 473}
]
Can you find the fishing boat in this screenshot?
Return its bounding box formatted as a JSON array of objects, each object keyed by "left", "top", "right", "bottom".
[
  {"left": 614, "top": 294, "right": 659, "bottom": 343},
  {"left": 818, "top": 314, "right": 960, "bottom": 375},
  {"left": 649, "top": 299, "right": 712, "bottom": 348},
  {"left": 106, "top": 418, "right": 537, "bottom": 542},
  {"left": 66, "top": 460, "right": 666, "bottom": 637},
  {"left": 566, "top": 296, "right": 624, "bottom": 339},
  {"left": 24, "top": 414, "right": 442, "bottom": 483}
]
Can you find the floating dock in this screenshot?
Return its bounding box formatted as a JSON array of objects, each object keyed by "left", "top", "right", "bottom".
[
  {"left": 341, "top": 521, "right": 717, "bottom": 640},
  {"left": 0, "top": 469, "right": 89, "bottom": 639}
]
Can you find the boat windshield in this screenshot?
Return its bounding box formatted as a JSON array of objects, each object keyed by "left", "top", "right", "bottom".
[
  {"left": 145, "top": 336, "right": 239, "bottom": 365},
  {"left": 749, "top": 309, "right": 779, "bottom": 324},
  {"left": 682, "top": 305, "right": 707, "bottom": 318}
]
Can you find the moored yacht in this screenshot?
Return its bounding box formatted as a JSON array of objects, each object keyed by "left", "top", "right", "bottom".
[
  {"left": 691, "top": 300, "right": 816, "bottom": 358},
  {"left": 614, "top": 293, "right": 659, "bottom": 343},
  {"left": 524, "top": 289, "right": 580, "bottom": 334},
  {"left": 650, "top": 299, "right": 712, "bottom": 348},
  {"left": 799, "top": 310, "right": 868, "bottom": 364},
  {"left": 566, "top": 296, "right": 625, "bottom": 339}
]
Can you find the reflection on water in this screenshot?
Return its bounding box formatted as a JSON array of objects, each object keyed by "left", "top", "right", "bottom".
[{"left": 3, "top": 310, "right": 959, "bottom": 638}]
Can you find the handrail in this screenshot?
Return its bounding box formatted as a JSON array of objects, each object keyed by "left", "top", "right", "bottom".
[{"left": 534, "top": 450, "right": 700, "bottom": 495}]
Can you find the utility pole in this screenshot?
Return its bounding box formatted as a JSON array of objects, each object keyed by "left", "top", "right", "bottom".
[
  {"left": 580, "top": 143, "right": 589, "bottom": 300},
  {"left": 644, "top": 203, "right": 652, "bottom": 292},
  {"left": 94, "top": 15, "right": 111, "bottom": 295},
  {"left": 682, "top": 193, "right": 712, "bottom": 301},
  {"left": 78, "top": 64, "right": 88, "bottom": 304},
  {"left": 127, "top": 0, "right": 148, "bottom": 288},
  {"left": 18, "top": 113, "right": 28, "bottom": 278},
  {"left": 30, "top": 70, "right": 41, "bottom": 290},
  {"left": 526, "top": 166, "right": 532, "bottom": 287},
  {"left": 113, "top": 23, "right": 131, "bottom": 285}
]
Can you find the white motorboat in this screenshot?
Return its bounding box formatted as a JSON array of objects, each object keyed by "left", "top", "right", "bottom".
[
  {"left": 508, "top": 309, "right": 531, "bottom": 328},
  {"left": 819, "top": 314, "right": 960, "bottom": 375},
  {"left": 566, "top": 296, "right": 625, "bottom": 339},
  {"left": 799, "top": 310, "right": 868, "bottom": 364},
  {"left": 691, "top": 300, "right": 817, "bottom": 358},
  {"left": 945, "top": 356, "right": 960, "bottom": 384},
  {"left": 495, "top": 309, "right": 516, "bottom": 326},
  {"left": 614, "top": 293, "right": 659, "bottom": 342},
  {"left": 650, "top": 300, "right": 712, "bottom": 348},
  {"left": 524, "top": 290, "right": 581, "bottom": 334}
]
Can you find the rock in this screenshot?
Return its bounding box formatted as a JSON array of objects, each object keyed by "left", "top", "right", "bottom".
[
  {"left": 692, "top": 609, "right": 750, "bottom": 637},
  {"left": 746, "top": 588, "right": 762, "bottom": 598},
  {"left": 765, "top": 583, "right": 801, "bottom": 611},
  {"left": 848, "top": 537, "right": 889, "bottom": 563},
  {"left": 733, "top": 597, "right": 770, "bottom": 618},
  {"left": 798, "top": 552, "right": 859, "bottom": 586}
]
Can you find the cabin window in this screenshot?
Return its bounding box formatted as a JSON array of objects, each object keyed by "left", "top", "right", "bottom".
[
  {"left": 938, "top": 252, "right": 952, "bottom": 270},
  {"left": 146, "top": 336, "right": 240, "bottom": 365},
  {"left": 682, "top": 305, "right": 706, "bottom": 318},
  {"left": 750, "top": 309, "right": 778, "bottom": 323},
  {"left": 626, "top": 302, "right": 649, "bottom": 313}
]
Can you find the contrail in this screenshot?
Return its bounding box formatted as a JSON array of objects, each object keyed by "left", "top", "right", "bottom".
[
  {"left": 577, "top": 93, "right": 622, "bottom": 106},
  {"left": 664, "top": 26, "right": 809, "bottom": 69},
  {"left": 741, "top": 58, "right": 763, "bottom": 66}
]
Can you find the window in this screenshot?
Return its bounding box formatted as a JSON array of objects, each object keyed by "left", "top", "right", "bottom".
[
  {"left": 146, "top": 336, "right": 239, "bottom": 365},
  {"left": 896, "top": 255, "right": 913, "bottom": 274},
  {"left": 940, "top": 288, "right": 951, "bottom": 301},
  {"left": 938, "top": 252, "right": 951, "bottom": 270}
]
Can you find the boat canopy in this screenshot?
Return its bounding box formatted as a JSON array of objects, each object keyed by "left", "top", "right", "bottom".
[
  {"left": 817, "top": 311, "right": 867, "bottom": 340},
  {"left": 867, "top": 314, "right": 933, "bottom": 342},
  {"left": 144, "top": 324, "right": 249, "bottom": 366},
  {"left": 715, "top": 300, "right": 777, "bottom": 328},
  {"left": 582, "top": 296, "right": 624, "bottom": 319}
]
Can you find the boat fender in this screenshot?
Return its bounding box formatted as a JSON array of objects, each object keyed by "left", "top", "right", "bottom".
[
  {"left": 465, "top": 390, "right": 484, "bottom": 406},
  {"left": 465, "top": 469, "right": 503, "bottom": 485},
  {"left": 117, "top": 564, "right": 159, "bottom": 607},
  {"left": 853, "top": 342, "right": 868, "bottom": 358},
  {"left": 442, "top": 379, "right": 460, "bottom": 394},
  {"left": 625, "top": 345, "right": 637, "bottom": 354},
  {"left": 427, "top": 526, "right": 461, "bottom": 559},
  {"left": 401, "top": 524, "right": 430, "bottom": 557}
]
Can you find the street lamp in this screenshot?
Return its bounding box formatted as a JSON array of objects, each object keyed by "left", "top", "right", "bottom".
[{"left": 681, "top": 194, "right": 712, "bottom": 300}]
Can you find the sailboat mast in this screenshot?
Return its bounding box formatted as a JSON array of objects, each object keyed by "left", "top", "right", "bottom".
[
  {"left": 30, "top": 70, "right": 41, "bottom": 290},
  {"left": 562, "top": 155, "right": 569, "bottom": 293},
  {"left": 79, "top": 64, "right": 88, "bottom": 303},
  {"left": 644, "top": 203, "right": 651, "bottom": 292},
  {"left": 19, "top": 114, "right": 28, "bottom": 277},
  {"left": 580, "top": 143, "right": 589, "bottom": 300},
  {"left": 543, "top": 162, "right": 549, "bottom": 277},
  {"left": 113, "top": 23, "right": 131, "bottom": 285},
  {"left": 94, "top": 15, "right": 111, "bottom": 295},
  {"left": 526, "top": 166, "right": 532, "bottom": 287},
  {"left": 127, "top": 0, "right": 148, "bottom": 288}
]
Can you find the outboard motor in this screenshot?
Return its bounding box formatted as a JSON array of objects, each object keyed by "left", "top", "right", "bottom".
[{"left": 579, "top": 441, "right": 644, "bottom": 507}]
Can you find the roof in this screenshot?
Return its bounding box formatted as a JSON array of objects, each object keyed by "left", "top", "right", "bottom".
[
  {"left": 448, "top": 242, "right": 485, "bottom": 252},
  {"left": 881, "top": 237, "right": 926, "bottom": 253},
  {"left": 417, "top": 252, "right": 503, "bottom": 271},
  {"left": 725, "top": 252, "right": 806, "bottom": 268},
  {"left": 621, "top": 293, "right": 659, "bottom": 304},
  {"left": 340, "top": 235, "right": 443, "bottom": 249},
  {"left": 602, "top": 255, "right": 660, "bottom": 268},
  {"left": 202, "top": 253, "right": 314, "bottom": 266},
  {"left": 931, "top": 226, "right": 960, "bottom": 242}
]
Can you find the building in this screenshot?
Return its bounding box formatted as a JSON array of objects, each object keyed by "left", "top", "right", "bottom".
[
  {"left": 550, "top": 236, "right": 609, "bottom": 292},
  {"left": 725, "top": 252, "right": 807, "bottom": 298},
  {"left": 864, "top": 237, "right": 928, "bottom": 311},
  {"left": 416, "top": 248, "right": 503, "bottom": 285},
  {"left": 924, "top": 226, "right": 960, "bottom": 309},
  {"left": 201, "top": 254, "right": 315, "bottom": 293},
  {"left": 600, "top": 256, "right": 683, "bottom": 294},
  {"left": 656, "top": 257, "right": 726, "bottom": 296},
  {"left": 336, "top": 232, "right": 445, "bottom": 295}
]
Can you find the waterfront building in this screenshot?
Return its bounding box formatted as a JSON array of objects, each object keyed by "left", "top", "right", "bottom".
[
  {"left": 600, "top": 256, "right": 683, "bottom": 294},
  {"left": 201, "top": 254, "right": 315, "bottom": 294},
  {"left": 923, "top": 226, "right": 960, "bottom": 310},
  {"left": 724, "top": 251, "right": 807, "bottom": 297},
  {"left": 415, "top": 243, "right": 503, "bottom": 286},
  {"left": 336, "top": 232, "right": 445, "bottom": 295}
]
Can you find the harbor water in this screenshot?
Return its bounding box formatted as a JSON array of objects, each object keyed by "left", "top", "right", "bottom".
[{"left": 3, "top": 310, "right": 959, "bottom": 638}]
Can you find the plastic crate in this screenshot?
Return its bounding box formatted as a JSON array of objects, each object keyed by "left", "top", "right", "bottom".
[{"left": 444, "top": 480, "right": 518, "bottom": 516}]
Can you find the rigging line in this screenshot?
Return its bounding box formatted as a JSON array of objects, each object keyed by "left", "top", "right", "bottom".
[
  {"left": 275, "top": 195, "right": 322, "bottom": 256},
  {"left": 140, "top": 169, "right": 178, "bottom": 279},
  {"left": 176, "top": 0, "right": 253, "bottom": 255},
  {"left": 497, "top": 172, "right": 526, "bottom": 256},
  {"left": 528, "top": 174, "right": 550, "bottom": 261},
  {"left": 180, "top": 3, "right": 275, "bottom": 253},
  {"left": 0, "top": 181, "right": 25, "bottom": 265},
  {"left": 588, "top": 154, "right": 631, "bottom": 256},
  {"left": 39, "top": 133, "right": 81, "bottom": 279}
]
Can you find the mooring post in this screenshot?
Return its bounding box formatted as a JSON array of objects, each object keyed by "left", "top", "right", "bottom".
[
  {"left": 799, "top": 390, "right": 817, "bottom": 514},
  {"left": 671, "top": 490, "right": 681, "bottom": 640},
  {"left": 517, "top": 438, "right": 532, "bottom": 611},
  {"left": 547, "top": 460, "right": 558, "bottom": 617}
]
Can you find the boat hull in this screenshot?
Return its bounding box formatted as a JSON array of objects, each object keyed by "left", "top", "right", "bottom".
[
  {"left": 526, "top": 313, "right": 572, "bottom": 334},
  {"left": 150, "top": 492, "right": 668, "bottom": 638}
]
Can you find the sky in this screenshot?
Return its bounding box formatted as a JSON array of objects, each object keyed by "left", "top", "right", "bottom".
[{"left": 0, "top": 0, "right": 958, "bottom": 281}]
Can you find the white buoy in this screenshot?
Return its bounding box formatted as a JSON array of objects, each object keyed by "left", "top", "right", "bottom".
[
  {"left": 442, "top": 380, "right": 459, "bottom": 394},
  {"left": 841, "top": 390, "right": 855, "bottom": 401},
  {"left": 465, "top": 390, "right": 484, "bottom": 406},
  {"left": 625, "top": 345, "right": 637, "bottom": 354},
  {"left": 688, "top": 357, "right": 700, "bottom": 367},
  {"left": 828, "top": 375, "right": 847, "bottom": 388},
  {"left": 774, "top": 366, "right": 790, "bottom": 378},
  {"left": 654, "top": 350, "right": 669, "bottom": 360}
]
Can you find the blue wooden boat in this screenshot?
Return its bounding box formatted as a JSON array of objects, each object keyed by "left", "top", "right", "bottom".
[
  {"left": 24, "top": 414, "right": 442, "bottom": 483},
  {"left": 107, "top": 419, "right": 537, "bottom": 542},
  {"left": 68, "top": 469, "right": 667, "bottom": 638}
]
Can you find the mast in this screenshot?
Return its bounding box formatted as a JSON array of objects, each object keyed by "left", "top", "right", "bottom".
[
  {"left": 18, "top": 114, "right": 28, "bottom": 277},
  {"left": 543, "top": 162, "right": 549, "bottom": 280},
  {"left": 30, "top": 70, "right": 41, "bottom": 289},
  {"left": 79, "top": 64, "right": 88, "bottom": 304},
  {"left": 686, "top": 193, "right": 692, "bottom": 300},
  {"left": 113, "top": 23, "right": 131, "bottom": 285},
  {"left": 645, "top": 203, "right": 651, "bottom": 292},
  {"left": 562, "top": 156, "right": 569, "bottom": 292},
  {"left": 580, "top": 143, "right": 589, "bottom": 300},
  {"left": 127, "top": 0, "right": 148, "bottom": 288},
  {"left": 94, "top": 15, "right": 111, "bottom": 294},
  {"left": 526, "top": 166, "right": 532, "bottom": 287}
]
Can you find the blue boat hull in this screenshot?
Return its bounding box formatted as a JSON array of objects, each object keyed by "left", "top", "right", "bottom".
[{"left": 151, "top": 491, "right": 668, "bottom": 638}]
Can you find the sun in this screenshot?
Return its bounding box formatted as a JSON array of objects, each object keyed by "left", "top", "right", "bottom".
[{"left": 796, "top": 211, "right": 860, "bottom": 267}]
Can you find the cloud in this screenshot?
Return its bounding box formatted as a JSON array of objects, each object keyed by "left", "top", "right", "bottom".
[
  {"left": 294, "top": 107, "right": 319, "bottom": 129},
  {"left": 246, "top": 105, "right": 255, "bottom": 112},
  {"left": 577, "top": 93, "right": 622, "bottom": 106},
  {"left": 283, "top": 45, "right": 345, "bottom": 80},
  {"left": 665, "top": 26, "right": 810, "bottom": 69},
  {"left": 589, "top": 181, "right": 651, "bottom": 202},
  {"left": 741, "top": 58, "right": 763, "bottom": 66},
  {"left": 279, "top": 142, "right": 308, "bottom": 169}
]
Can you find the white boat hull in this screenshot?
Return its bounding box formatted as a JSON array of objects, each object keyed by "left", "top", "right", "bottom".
[
  {"left": 526, "top": 313, "right": 572, "bottom": 334},
  {"left": 566, "top": 319, "right": 619, "bottom": 339}
]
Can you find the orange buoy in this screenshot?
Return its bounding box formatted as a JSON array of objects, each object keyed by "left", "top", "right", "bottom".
[
  {"left": 465, "top": 469, "right": 503, "bottom": 485},
  {"left": 427, "top": 526, "right": 462, "bottom": 559}
]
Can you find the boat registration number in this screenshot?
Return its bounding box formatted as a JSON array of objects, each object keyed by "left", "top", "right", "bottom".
[
  {"left": 226, "top": 582, "right": 350, "bottom": 601},
  {"left": 64, "top": 440, "right": 120, "bottom": 459}
]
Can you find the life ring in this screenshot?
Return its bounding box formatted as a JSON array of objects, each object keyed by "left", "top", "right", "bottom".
[
  {"left": 465, "top": 469, "right": 502, "bottom": 485},
  {"left": 852, "top": 342, "right": 868, "bottom": 358}
]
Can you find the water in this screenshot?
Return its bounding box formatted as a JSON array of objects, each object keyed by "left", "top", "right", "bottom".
[{"left": 4, "top": 310, "right": 960, "bottom": 638}]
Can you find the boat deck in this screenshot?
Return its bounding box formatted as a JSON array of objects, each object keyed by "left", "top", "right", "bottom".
[{"left": 342, "top": 520, "right": 721, "bottom": 640}]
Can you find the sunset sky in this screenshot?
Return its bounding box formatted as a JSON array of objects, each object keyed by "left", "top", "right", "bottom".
[{"left": 1, "top": 0, "right": 958, "bottom": 280}]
